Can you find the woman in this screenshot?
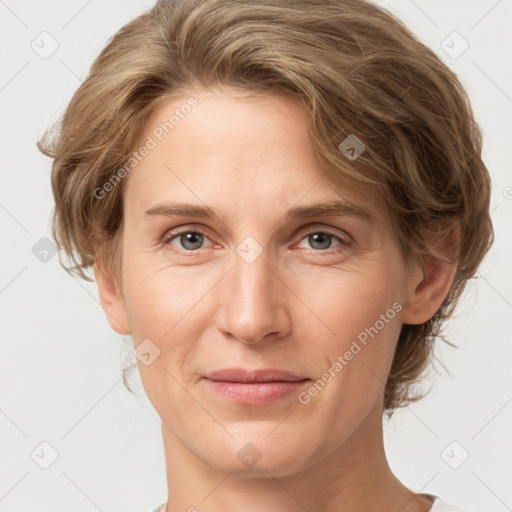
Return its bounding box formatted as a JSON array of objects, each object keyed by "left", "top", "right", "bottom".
[{"left": 38, "top": 0, "right": 493, "bottom": 510}]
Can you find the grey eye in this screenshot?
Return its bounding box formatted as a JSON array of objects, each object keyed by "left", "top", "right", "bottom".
[
  {"left": 174, "top": 232, "right": 205, "bottom": 250},
  {"left": 307, "top": 232, "right": 335, "bottom": 250}
]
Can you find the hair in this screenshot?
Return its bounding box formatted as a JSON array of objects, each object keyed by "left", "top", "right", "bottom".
[{"left": 38, "top": 0, "right": 494, "bottom": 413}]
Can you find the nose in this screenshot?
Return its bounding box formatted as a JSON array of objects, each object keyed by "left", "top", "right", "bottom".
[{"left": 215, "top": 246, "right": 291, "bottom": 345}]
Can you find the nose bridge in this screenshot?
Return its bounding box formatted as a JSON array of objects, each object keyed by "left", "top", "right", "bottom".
[
  {"left": 235, "top": 247, "right": 274, "bottom": 306},
  {"left": 217, "top": 239, "right": 289, "bottom": 344}
]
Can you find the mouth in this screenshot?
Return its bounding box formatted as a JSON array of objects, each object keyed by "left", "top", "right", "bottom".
[{"left": 202, "top": 368, "right": 311, "bottom": 405}]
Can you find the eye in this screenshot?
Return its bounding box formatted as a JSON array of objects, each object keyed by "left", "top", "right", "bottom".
[
  {"left": 163, "top": 229, "right": 213, "bottom": 253},
  {"left": 296, "top": 230, "right": 350, "bottom": 253},
  {"left": 162, "top": 227, "right": 351, "bottom": 256}
]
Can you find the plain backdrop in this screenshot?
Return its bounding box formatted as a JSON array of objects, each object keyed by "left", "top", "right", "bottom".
[{"left": 0, "top": 1, "right": 511, "bottom": 511}]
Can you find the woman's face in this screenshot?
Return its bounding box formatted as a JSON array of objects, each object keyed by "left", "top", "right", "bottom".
[{"left": 102, "top": 87, "right": 419, "bottom": 476}]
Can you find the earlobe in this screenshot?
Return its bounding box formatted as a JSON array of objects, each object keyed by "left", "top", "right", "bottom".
[
  {"left": 93, "top": 260, "right": 131, "bottom": 335},
  {"left": 401, "top": 223, "right": 460, "bottom": 325}
]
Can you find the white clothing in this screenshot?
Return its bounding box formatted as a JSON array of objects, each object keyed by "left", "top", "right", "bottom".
[{"left": 429, "top": 495, "right": 469, "bottom": 511}]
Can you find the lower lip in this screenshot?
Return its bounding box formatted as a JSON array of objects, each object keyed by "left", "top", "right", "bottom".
[{"left": 203, "top": 378, "right": 310, "bottom": 405}]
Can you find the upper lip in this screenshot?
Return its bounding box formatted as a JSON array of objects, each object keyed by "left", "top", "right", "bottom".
[{"left": 203, "top": 368, "right": 309, "bottom": 383}]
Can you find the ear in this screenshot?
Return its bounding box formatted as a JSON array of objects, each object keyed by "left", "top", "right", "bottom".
[
  {"left": 401, "top": 221, "right": 460, "bottom": 325},
  {"left": 94, "top": 257, "right": 131, "bottom": 335}
]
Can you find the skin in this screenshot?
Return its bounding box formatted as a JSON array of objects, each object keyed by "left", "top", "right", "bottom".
[{"left": 95, "top": 86, "right": 458, "bottom": 512}]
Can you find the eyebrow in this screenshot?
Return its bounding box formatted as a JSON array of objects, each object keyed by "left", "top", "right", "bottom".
[{"left": 143, "top": 199, "right": 374, "bottom": 223}]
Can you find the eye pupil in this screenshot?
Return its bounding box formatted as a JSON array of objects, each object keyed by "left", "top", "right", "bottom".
[
  {"left": 309, "top": 232, "right": 332, "bottom": 250},
  {"left": 181, "top": 232, "right": 203, "bottom": 250}
]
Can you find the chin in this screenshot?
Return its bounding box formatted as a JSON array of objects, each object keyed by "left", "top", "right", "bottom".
[
  {"left": 213, "top": 452, "right": 312, "bottom": 479},
  {"left": 198, "top": 426, "right": 322, "bottom": 478}
]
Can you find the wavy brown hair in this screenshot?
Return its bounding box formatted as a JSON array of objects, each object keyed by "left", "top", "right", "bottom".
[{"left": 38, "top": 0, "right": 494, "bottom": 413}]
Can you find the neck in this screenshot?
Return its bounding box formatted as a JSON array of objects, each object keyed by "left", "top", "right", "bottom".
[{"left": 160, "top": 400, "right": 432, "bottom": 512}]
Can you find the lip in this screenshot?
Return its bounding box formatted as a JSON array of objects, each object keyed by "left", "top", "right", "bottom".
[
  {"left": 202, "top": 368, "right": 310, "bottom": 405},
  {"left": 204, "top": 368, "right": 307, "bottom": 383}
]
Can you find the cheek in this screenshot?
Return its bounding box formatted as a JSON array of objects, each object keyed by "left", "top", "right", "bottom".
[
  {"left": 295, "top": 259, "right": 404, "bottom": 402},
  {"left": 293, "top": 258, "right": 404, "bottom": 344},
  {"left": 123, "top": 262, "right": 209, "bottom": 411},
  {"left": 121, "top": 254, "right": 200, "bottom": 336},
  {"left": 121, "top": 258, "right": 222, "bottom": 393}
]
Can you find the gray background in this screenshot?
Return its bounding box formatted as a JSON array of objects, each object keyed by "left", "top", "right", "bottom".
[{"left": 0, "top": 1, "right": 511, "bottom": 511}]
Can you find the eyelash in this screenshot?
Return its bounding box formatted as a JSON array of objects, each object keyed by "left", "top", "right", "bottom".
[{"left": 161, "top": 226, "right": 351, "bottom": 257}]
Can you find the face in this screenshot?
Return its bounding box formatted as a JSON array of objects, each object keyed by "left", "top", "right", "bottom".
[{"left": 98, "top": 87, "right": 427, "bottom": 477}]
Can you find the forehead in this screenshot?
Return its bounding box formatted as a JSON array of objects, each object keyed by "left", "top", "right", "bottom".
[
  {"left": 134, "top": 87, "right": 313, "bottom": 173},
  {"left": 124, "top": 87, "right": 389, "bottom": 226}
]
